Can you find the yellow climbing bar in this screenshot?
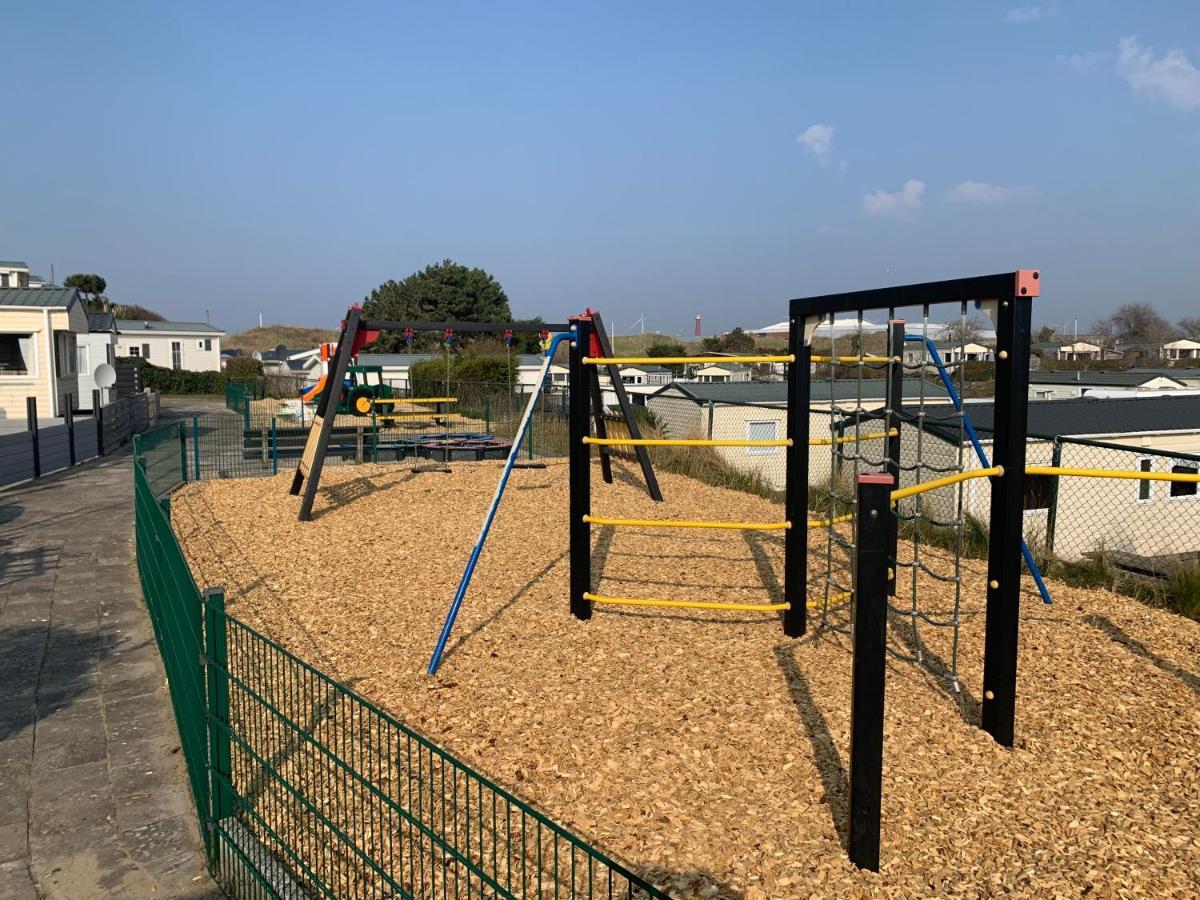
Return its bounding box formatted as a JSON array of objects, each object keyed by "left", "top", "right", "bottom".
[
  {"left": 375, "top": 412, "right": 462, "bottom": 419},
  {"left": 584, "top": 515, "right": 789, "bottom": 531},
  {"left": 1027, "top": 466, "right": 1200, "bottom": 483},
  {"left": 372, "top": 397, "right": 457, "bottom": 404},
  {"left": 890, "top": 467, "right": 1003, "bottom": 501},
  {"left": 811, "top": 429, "right": 897, "bottom": 447},
  {"left": 584, "top": 437, "right": 790, "bottom": 448},
  {"left": 585, "top": 593, "right": 790, "bottom": 612},
  {"left": 811, "top": 355, "right": 896, "bottom": 364},
  {"left": 808, "top": 512, "right": 854, "bottom": 528},
  {"left": 583, "top": 355, "right": 793, "bottom": 366}
]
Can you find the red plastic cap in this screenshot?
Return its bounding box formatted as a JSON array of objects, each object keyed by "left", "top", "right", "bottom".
[
  {"left": 858, "top": 472, "right": 894, "bottom": 485},
  {"left": 1014, "top": 270, "right": 1040, "bottom": 298}
]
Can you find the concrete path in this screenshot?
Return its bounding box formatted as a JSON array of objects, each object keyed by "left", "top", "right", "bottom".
[{"left": 0, "top": 453, "right": 222, "bottom": 899}]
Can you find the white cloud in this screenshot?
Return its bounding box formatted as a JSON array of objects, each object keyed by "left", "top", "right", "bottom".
[
  {"left": 796, "top": 123, "right": 835, "bottom": 166},
  {"left": 862, "top": 180, "right": 925, "bottom": 218},
  {"left": 1005, "top": 5, "right": 1056, "bottom": 24},
  {"left": 1116, "top": 36, "right": 1200, "bottom": 112},
  {"left": 1056, "top": 51, "right": 1112, "bottom": 73},
  {"left": 946, "top": 181, "right": 1034, "bottom": 204}
]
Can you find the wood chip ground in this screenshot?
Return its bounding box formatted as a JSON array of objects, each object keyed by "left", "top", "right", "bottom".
[{"left": 171, "top": 459, "right": 1200, "bottom": 897}]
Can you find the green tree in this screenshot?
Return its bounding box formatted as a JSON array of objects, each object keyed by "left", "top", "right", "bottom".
[
  {"left": 64, "top": 273, "right": 108, "bottom": 307},
  {"left": 646, "top": 340, "right": 687, "bottom": 373},
  {"left": 361, "top": 259, "right": 516, "bottom": 352},
  {"left": 719, "top": 327, "right": 756, "bottom": 354}
]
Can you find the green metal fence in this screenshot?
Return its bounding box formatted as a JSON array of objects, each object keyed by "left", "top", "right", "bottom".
[{"left": 132, "top": 427, "right": 668, "bottom": 899}]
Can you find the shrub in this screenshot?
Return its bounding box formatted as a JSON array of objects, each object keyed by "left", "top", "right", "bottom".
[
  {"left": 409, "top": 355, "right": 517, "bottom": 397},
  {"left": 119, "top": 357, "right": 226, "bottom": 395},
  {"left": 224, "top": 357, "right": 264, "bottom": 379}
]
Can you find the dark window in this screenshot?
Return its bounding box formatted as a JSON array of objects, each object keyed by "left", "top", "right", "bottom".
[
  {"left": 1170, "top": 464, "right": 1198, "bottom": 499},
  {"left": 1136, "top": 457, "right": 1152, "bottom": 502},
  {"left": 171, "top": 341, "right": 182, "bottom": 370},
  {"left": 0, "top": 334, "right": 33, "bottom": 375},
  {"left": 0, "top": 274, "right": 8, "bottom": 287},
  {"left": 204, "top": 338, "right": 212, "bottom": 351},
  {"left": 1023, "top": 474, "right": 1054, "bottom": 511},
  {"left": 129, "top": 346, "right": 140, "bottom": 357},
  {"left": 142, "top": 343, "right": 151, "bottom": 360}
]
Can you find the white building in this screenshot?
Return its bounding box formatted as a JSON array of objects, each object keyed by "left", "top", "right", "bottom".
[
  {"left": 77, "top": 312, "right": 118, "bottom": 408},
  {"left": 354, "top": 353, "right": 565, "bottom": 394},
  {"left": 903, "top": 340, "right": 994, "bottom": 367},
  {"left": 116, "top": 320, "right": 225, "bottom": 371},
  {"left": 616, "top": 365, "right": 671, "bottom": 387},
  {"left": 0, "top": 287, "right": 87, "bottom": 419},
  {"left": 1163, "top": 338, "right": 1200, "bottom": 362},
  {"left": 1055, "top": 340, "right": 1103, "bottom": 361},
  {"left": 691, "top": 363, "right": 751, "bottom": 383},
  {"left": 0, "top": 260, "right": 34, "bottom": 290}
]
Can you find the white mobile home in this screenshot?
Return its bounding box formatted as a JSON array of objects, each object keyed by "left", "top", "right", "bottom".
[
  {"left": 116, "top": 320, "right": 225, "bottom": 371},
  {"left": 0, "top": 287, "right": 88, "bottom": 419}
]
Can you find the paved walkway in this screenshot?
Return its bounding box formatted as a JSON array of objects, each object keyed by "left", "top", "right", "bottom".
[{"left": 0, "top": 453, "right": 222, "bottom": 899}]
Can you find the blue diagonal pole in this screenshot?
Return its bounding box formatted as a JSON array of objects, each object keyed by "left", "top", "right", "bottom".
[
  {"left": 428, "top": 330, "right": 572, "bottom": 674},
  {"left": 906, "top": 335, "right": 1053, "bottom": 605}
]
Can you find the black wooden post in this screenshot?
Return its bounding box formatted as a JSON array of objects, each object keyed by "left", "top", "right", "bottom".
[
  {"left": 93, "top": 389, "right": 104, "bottom": 456},
  {"left": 568, "top": 317, "right": 592, "bottom": 621},
  {"left": 848, "top": 471, "right": 893, "bottom": 871},
  {"left": 981, "top": 274, "right": 1037, "bottom": 748},
  {"left": 884, "top": 321, "right": 905, "bottom": 595},
  {"left": 27, "top": 397, "right": 40, "bottom": 479},
  {"left": 783, "top": 312, "right": 811, "bottom": 637},
  {"left": 203, "top": 588, "right": 234, "bottom": 834},
  {"left": 65, "top": 395, "right": 76, "bottom": 466}
]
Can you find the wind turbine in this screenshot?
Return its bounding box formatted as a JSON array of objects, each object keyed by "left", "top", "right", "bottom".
[{"left": 628, "top": 315, "right": 645, "bottom": 336}]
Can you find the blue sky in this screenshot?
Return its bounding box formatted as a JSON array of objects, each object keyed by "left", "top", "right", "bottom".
[{"left": 3, "top": 2, "right": 1198, "bottom": 336}]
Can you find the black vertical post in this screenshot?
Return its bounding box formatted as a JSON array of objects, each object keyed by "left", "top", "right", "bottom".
[
  {"left": 203, "top": 587, "right": 234, "bottom": 848},
  {"left": 93, "top": 389, "right": 104, "bottom": 456},
  {"left": 65, "top": 395, "right": 76, "bottom": 466},
  {"left": 27, "top": 397, "right": 40, "bottom": 479},
  {"left": 848, "top": 472, "right": 893, "bottom": 871},
  {"left": 981, "top": 284, "right": 1035, "bottom": 748},
  {"left": 884, "top": 321, "right": 904, "bottom": 595},
  {"left": 568, "top": 318, "right": 593, "bottom": 620},
  {"left": 783, "top": 310, "right": 810, "bottom": 637}
]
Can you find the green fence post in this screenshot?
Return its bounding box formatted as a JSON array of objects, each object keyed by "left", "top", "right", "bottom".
[
  {"left": 271, "top": 416, "right": 279, "bottom": 475},
  {"left": 203, "top": 587, "right": 234, "bottom": 841},
  {"left": 1045, "top": 437, "right": 1062, "bottom": 557},
  {"left": 242, "top": 391, "right": 250, "bottom": 430},
  {"left": 192, "top": 415, "right": 201, "bottom": 482},
  {"left": 177, "top": 422, "right": 187, "bottom": 482},
  {"left": 484, "top": 394, "right": 491, "bottom": 434}
]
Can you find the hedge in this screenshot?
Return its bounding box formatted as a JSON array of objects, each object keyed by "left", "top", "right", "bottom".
[
  {"left": 409, "top": 354, "right": 518, "bottom": 396},
  {"left": 118, "top": 357, "right": 232, "bottom": 394}
]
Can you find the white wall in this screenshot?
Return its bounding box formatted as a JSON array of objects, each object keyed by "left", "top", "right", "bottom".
[
  {"left": 116, "top": 331, "right": 222, "bottom": 371},
  {"left": 76, "top": 332, "right": 117, "bottom": 407}
]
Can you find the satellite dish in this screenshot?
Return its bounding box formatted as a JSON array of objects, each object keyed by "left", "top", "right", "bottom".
[
  {"left": 252, "top": 351, "right": 263, "bottom": 361},
  {"left": 94, "top": 363, "right": 117, "bottom": 388}
]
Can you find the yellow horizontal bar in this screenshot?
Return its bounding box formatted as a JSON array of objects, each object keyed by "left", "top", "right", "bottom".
[
  {"left": 811, "top": 355, "right": 896, "bottom": 364},
  {"left": 584, "top": 437, "right": 790, "bottom": 448},
  {"left": 891, "top": 467, "right": 1003, "bottom": 501},
  {"left": 1027, "top": 466, "right": 1200, "bottom": 483},
  {"left": 374, "top": 412, "right": 463, "bottom": 419},
  {"left": 808, "top": 512, "right": 854, "bottom": 528},
  {"left": 372, "top": 397, "right": 457, "bottom": 404},
  {"left": 584, "top": 515, "right": 789, "bottom": 531},
  {"left": 583, "top": 355, "right": 793, "bottom": 366},
  {"left": 585, "top": 593, "right": 789, "bottom": 612},
  {"left": 810, "top": 429, "right": 897, "bottom": 447}
]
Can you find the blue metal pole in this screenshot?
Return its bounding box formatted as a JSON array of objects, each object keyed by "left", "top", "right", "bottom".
[
  {"left": 907, "top": 335, "right": 1052, "bottom": 605},
  {"left": 428, "top": 331, "right": 571, "bottom": 675}
]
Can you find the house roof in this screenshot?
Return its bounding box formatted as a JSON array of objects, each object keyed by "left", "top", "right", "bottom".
[
  {"left": 0, "top": 260, "right": 30, "bottom": 269},
  {"left": 620, "top": 364, "right": 670, "bottom": 373},
  {"left": 916, "top": 395, "right": 1200, "bottom": 443},
  {"left": 0, "top": 287, "right": 79, "bottom": 309},
  {"left": 1028, "top": 371, "right": 1186, "bottom": 388},
  {"left": 87, "top": 311, "right": 116, "bottom": 332},
  {"left": 694, "top": 362, "right": 750, "bottom": 372},
  {"left": 652, "top": 379, "right": 949, "bottom": 406},
  {"left": 115, "top": 319, "right": 225, "bottom": 335},
  {"left": 1163, "top": 338, "right": 1200, "bottom": 349}
]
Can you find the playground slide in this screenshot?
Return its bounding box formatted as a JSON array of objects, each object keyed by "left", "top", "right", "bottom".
[{"left": 300, "top": 374, "right": 326, "bottom": 403}]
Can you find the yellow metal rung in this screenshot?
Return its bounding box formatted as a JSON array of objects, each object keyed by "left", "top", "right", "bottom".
[
  {"left": 375, "top": 412, "right": 462, "bottom": 419},
  {"left": 811, "top": 355, "right": 897, "bottom": 364},
  {"left": 585, "top": 593, "right": 789, "bottom": 612},
  {"left": 584, "top": 437, "right": 790, "bottom": 448},
  {"left": 1027, "top": 466, "right": 1200, "bottom": 483},
  {"left": 584, "top": 516, "right": 789, "bottom": 531},
  {"left": 807, "top": 513, "right": 854, "bottom": 528},
  {"left": 372, "top": 397, "right": 457, "bottom": 404},
  {"left": 891, "top": 467, "right": 1002, "bottom": 501},
  {"left": 583, "top": 355, "right": 793, "bottom": 366},
  {"left": 810, "top": 429, "right": 896, "bottom": 447}
]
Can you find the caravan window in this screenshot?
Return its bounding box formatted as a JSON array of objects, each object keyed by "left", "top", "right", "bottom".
[
  {"left": 746, "top": 420, "right": 779, "bottom": 455},
  {"left": 0, "top": 334, "right": 35, "bottom": 376},
  {"left": 1169, "top": 463, "right": 1198, "bottom": 499}
]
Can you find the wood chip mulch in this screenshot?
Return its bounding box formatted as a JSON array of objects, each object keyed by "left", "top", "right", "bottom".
[{"left": 170, "top": 459, "right": 1200, "bottom": 898}]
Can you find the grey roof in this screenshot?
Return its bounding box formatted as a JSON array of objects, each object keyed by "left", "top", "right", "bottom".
[
  {"left": 0, "top": 260, "right": 29, "bottom": 268},
  {"left": 1029, "top": 371, "right": 1186, "bottom": 388},
  {"left": 115, "top": 319, "right": 224, "bottom": 334},
  {"left": 652, "top": 379, "right": 949, "bottom": 406},
  {"left": 87, "top": 311, "right": 116, "bottom": 332},
  {"left": 916, "top": 395, "right": 1200, "bottom": 443},
  {"left": 693, "top": 362, "right": 751, "bottom": 372},
  {"left": 620, "top": 364, "right": 670, "bottom": 373},
  {"left": 0, "top": 287, "right": 78, "bottom": 309}
]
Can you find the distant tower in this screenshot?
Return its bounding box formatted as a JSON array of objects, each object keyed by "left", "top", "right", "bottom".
[{"left": 694, "top": 314, "right": 702, "bottom": 337}]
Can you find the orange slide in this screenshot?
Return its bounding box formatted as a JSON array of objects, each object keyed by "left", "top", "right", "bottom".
[{"left": 300, "top": 374, "right": 326, "bottom": 403}]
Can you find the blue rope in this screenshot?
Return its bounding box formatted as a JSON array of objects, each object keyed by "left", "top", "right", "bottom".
[
  {"left": 905, "top": 335, "right": 1053, "bottom": 605},
  {"left": 427, "top": 331, "right": 572, "bottom": 675}
]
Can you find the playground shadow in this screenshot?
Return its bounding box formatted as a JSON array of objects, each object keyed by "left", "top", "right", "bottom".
[
  {"left": 1085, "top": 613, "right": 1200, "bottom": 697},
  {"left": 0, "top": 538, "right": 57, "bottom": 591},
  {"left": 886, "top": 607, "right": 981, "bottom": 726},
  {"left": 313, "top": 472, "right": 419, "bottom": 518},
  {"left": 773, "top": 644, "right": 849, "bottom": 849},
  {"left": 439, "top": 550, "right": 569, "bottom": 665}
]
